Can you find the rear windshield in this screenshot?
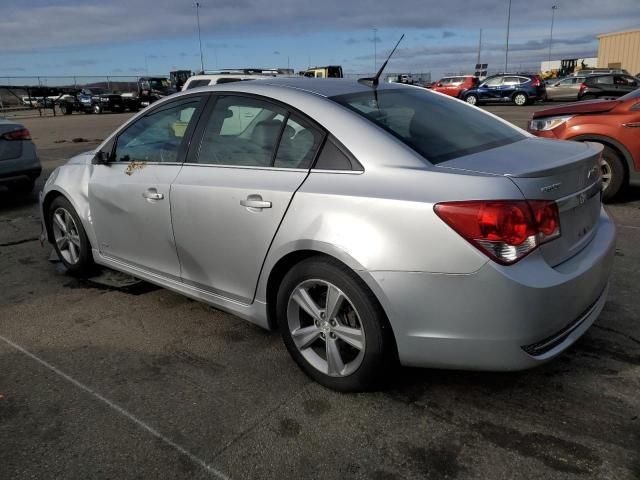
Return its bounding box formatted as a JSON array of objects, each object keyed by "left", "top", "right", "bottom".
[{"left": 330, "top": 88, "right": 524, "bottom": 164}]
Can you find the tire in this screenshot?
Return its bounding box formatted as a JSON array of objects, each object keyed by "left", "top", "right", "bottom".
[
  {"left": 465, "top": 94, "right": 478, "bottom": 106},
  {"left": 513, "top": 92, "right": 528, "bottom": 106},
  {"left": 93, "top": 104, "right": 102, "bottom": 114},
  {"left": 63, "top": 103, "right": 73, "bottom": 115},
  {"left": 276, "top": 256, "right": 397, "bottom": 392},
  {"left": 599, "top": 145, "right": 625, "bottom": 201},
  {"left": 581, "top": 94, "right": 597, "bottom": 101},
  {"left": 14, "top": 179, "right": 35, "bottom": 195},
  {"left": 48, "top": 196, "right": 95, "bottom": 275}
]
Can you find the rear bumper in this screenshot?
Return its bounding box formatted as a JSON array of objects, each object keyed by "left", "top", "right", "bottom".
[{"left": 371, "top": 207, "right": 616, "bottom": 370}]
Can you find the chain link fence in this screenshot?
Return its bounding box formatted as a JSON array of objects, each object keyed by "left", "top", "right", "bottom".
[{"left": 0, "top": 76, "right": 145, "bottom": 114}]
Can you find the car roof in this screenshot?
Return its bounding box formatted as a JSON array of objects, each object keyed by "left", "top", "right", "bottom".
[{"left": 186, "top": 77, "right": 405, "bottom": 98}]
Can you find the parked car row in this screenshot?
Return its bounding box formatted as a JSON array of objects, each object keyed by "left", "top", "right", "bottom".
[{"left": 429, "top": 72, "right": 639, "bottom": 106}]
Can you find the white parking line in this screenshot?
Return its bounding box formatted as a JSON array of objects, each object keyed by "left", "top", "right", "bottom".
[{"left": 0, "top": 334, "right": 230, "bottom": 480}]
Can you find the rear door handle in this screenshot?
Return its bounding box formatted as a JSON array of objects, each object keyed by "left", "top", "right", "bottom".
[
  {"left": 240, "top": 195, "right": 271, "bottom": 210},
  {"left": 142, "top": 188, "right": 164, "bottom": 200}
]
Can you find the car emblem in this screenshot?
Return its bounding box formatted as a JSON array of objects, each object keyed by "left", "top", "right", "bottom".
[
  {"left": 541, "top": 182, "right": 561, "bottom": 193},
  {"left": 578, "top": 193, "right": 587, "bottom": 205}
]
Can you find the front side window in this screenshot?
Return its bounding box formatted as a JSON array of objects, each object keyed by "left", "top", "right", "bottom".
[
  {"left": 113, "top": 100, "right": 199, "bottom": 163},
  {"left": 331, "top": 88, "right": 524, "bottom": 165},
  {"left": 483, "top": 77, "right": 503, "bottom": 87}
]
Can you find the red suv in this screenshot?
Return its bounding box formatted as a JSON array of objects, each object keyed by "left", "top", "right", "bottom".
[
  {"left": 429, "top": 76, "right": 479, "bottom": 98},
  {"left": 528, "top": 88, "right": 640, "bottom": 200}
]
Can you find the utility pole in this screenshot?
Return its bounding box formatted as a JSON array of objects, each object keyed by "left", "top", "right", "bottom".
[
  {"left": 194, "top": 2, "right": 204, "bottom": 73},
  {"left": 373, "top": 26, "right": 378, "bottom": 72},
  {"left": 505, "top": 0, "right": 512, "bottom": 73},
  {"left": 476, "top": 28, "right": 483, "bottom": 71},
  {"left": 548, "top": 5, "right": 559, "bottom": 69}
]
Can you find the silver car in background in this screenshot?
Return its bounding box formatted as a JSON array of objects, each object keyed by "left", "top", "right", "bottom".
[
  {"left": 545, "top": 76, "right": 587, "bottom": 101},
  {"left": 39, "top": 78, "right": 615, "bottom": 391},
  {"left": 0, "top": 118, "right": 41, "bottom": 193}
]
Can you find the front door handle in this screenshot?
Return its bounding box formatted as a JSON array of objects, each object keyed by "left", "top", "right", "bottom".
[
  {"left": 240, "top": 194, "right": 272, "bottom": 210},
  {"left": 142, "top": 188, "right": 164, "bottom": 200}
]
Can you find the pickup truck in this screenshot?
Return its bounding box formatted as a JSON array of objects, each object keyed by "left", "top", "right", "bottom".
[{"left": 59, "top": 88, "right": 140, "bottom": 114}]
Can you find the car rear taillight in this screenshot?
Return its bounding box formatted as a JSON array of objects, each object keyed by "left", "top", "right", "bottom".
[
  {"left": 434, "top": 200, "right": 560, "bottom": 265},
  {"left": 531, "top": 77, "right": 541, "bottom": 87},
  {"left": 1, "top": 128, "right": 31, "bottom": 141},
  {"left": 579, "top": 83, "right": 587, "bottom": 93}
]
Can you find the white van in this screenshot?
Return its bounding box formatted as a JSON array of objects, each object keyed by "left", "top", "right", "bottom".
[{"left": 182, "top": 74, "right": 275, "bottom": 91}]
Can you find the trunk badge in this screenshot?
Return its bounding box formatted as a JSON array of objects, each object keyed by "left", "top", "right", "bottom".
[{"left": 541, "top": 182, "right": 561, "bottom": 193}]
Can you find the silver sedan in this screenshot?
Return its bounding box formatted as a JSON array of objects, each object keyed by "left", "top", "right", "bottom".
[{"left": 39, "top": 78, "right": 615, "bottom": 391}]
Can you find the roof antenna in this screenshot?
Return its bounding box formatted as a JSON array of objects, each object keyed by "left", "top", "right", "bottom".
[{"left": 358, "top": 34, "right": 405, "bottom": 87}]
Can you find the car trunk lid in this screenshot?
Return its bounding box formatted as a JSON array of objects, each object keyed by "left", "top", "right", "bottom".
[{"left": 437, "top": 137, "right": 603, "bottom": 266}]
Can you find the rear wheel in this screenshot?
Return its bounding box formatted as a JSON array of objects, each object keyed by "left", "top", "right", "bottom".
[
  {"left": 93, "top": 104, "right": 102, "bottom": 114},
  {"left": 465, "top": 94, "right": 478, "bottom": 106},
  {"left": 48, "top": 197, "right": 95, "bottom": 275},
  {"left": 276, "top": 257, "right": 396, "bottom": 392},
  {"left": 581, "top": 94, "right": 597, "bottom": 101},
  {"left": 513, "top": 92, "right": 528, "bottom": 106},
  {"left": 599, "top": 145, "right": 625, "bottom": 201}
]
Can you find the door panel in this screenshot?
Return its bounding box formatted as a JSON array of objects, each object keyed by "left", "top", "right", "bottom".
[
  {"left": 89, "top": 164, "right": 183, "bottom": 278},
  {"left": 89, "top": 97, "right": 204, "bottom": 279},
  {"left": 171, "top": 167, "right": 308, "bottom": 302}
]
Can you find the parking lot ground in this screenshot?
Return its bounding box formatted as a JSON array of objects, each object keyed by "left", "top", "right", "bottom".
[{"left": 1, "top": 107, "right": 639, "bottom": 480}]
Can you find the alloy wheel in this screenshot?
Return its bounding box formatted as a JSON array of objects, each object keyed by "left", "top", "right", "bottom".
[
  {"left": 600, "top": 157, "right": 612, "bottom": 192},
  {"left": 52, "top": 207, "right": 82, "bottom": 265},
  {"left": 287, "top": 279, "right": 366, "bottom": 377},
  {"left": 466, "top": 95, "right": 477, "bottom": 105},
  {"left": 514, "top": 94, "right": 527, "bottom": 106}
]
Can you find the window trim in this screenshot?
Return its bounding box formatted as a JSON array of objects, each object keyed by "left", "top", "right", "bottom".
[
  {"left": 108, "top": 94, "right": 208, "bottom": 165},
  {"left": 185, "top": 91, "right": 331, "bottom": 170}
]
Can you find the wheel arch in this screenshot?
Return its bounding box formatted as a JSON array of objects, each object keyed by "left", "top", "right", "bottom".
[
  {"left": 262, "top": 247, "right": 398, "bottom": 345},
  {"left": 42, "top": 187, "right": 95, "bottom": 249}
]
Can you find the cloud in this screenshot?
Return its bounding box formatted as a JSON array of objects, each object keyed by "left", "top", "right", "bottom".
[
  {"left": 442, "top": 31, "right": 456, "bottom": 38},
  {"left": 273, "top": 50, "right": 280, "bottom": 55}
]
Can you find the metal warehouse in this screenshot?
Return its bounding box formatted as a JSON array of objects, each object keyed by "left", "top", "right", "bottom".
[{"left": 597, "top": 28, "right": 640, "bottom": 75}]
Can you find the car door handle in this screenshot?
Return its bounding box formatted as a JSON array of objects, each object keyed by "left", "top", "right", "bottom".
[
  {"left": 240, "top": 195, "right": 272, "bottom": 209},
  {"left": 142, "top": 189, "right": 164, "bottom": 200}
]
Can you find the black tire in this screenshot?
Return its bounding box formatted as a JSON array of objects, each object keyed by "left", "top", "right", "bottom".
[
  {"left": 581, "top": 94, "right": 597, "bottom": 101},
  {"left": 599, "top": 145, "right": 626, "bottom": 202},
  {"left": 14, "top": 179, "right": 35, "bottom": 195},
  {"left": 465, "top": 94, "right": 479, "bottom": 106},
  {"left": 48, "top": 196, "right": 95, "bottom": 275},
  {"left": 513, "top": 92, "right": 528, "bottom": 106},
  {"left": 276, "top": 256, "right": 397, "bottom": 392},
  {"left": 62, "top": 103, "right": 73, "bottom": 115},
  {"left": 93, "top": 104, "right": 102, "bottom": 114}
]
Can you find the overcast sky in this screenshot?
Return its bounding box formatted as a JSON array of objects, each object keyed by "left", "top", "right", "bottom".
[{"left": 0, "top": 0, "right": 638, "bottom": 80}]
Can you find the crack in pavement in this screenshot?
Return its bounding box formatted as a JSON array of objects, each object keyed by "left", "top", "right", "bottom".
[{"left": 0, "top": 237, "right": 40, "bottom": 247}]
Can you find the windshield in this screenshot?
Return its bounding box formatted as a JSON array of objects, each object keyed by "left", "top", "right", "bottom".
[
  {"left": 330, "top": 88, "right": 524, "bottom": 164},
  {"left": 86, "top": 88, "right": 107, "bottom": 95},
  {"left": 620, "top": 87, "right": 640, "bottom": 101},
  {"left": 149, "top": 78, "right": 171, "bottom": 89}
]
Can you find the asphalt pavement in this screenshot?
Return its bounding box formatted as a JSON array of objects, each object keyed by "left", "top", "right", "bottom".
[{"left": 1, "top": 106, "right": 639, "bottom": 480}]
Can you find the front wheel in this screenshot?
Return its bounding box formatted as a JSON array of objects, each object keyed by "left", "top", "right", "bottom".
[
  {"left": 93, "top": 104, "right": 102, "bottom": 114},
  {"left": 277, "top": 257, "right": 396, "bottom": 392},
  {"left": 599, "top": 145, "right": 625, "bottom": 201},
  {"left": 513, "top": 92, "right": 528, "bottom": 106},
  {"left": 48, "top": 196, "right": 95, "bottom": 275},
  {"left": 465, "top": 94, "right": 478, "bottom": 106}
]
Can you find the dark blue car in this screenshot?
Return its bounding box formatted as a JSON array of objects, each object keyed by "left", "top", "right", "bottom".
[{"left": 461, "top": 74, "right": 546, "bottom": 106}]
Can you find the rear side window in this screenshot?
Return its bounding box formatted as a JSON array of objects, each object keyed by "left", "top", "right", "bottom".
[
  {"left": 273, "top": 115, "right": 324, "bottom": 169},
  {"left": 592, "top": 76, "right": 613, "bottom": 84},
  {"left": 186, "top": 79, "right": 211, "bottom": 90},
  {"left": 503, "top": 77, "right": 520, "bottom": 85},
  {"left": 331, "top": 88, "right": 524, "bottom": 164}
]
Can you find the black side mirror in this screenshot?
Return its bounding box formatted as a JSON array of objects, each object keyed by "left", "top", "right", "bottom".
[{"left": 93, "top": 150, "right": 110, "bottom": 165}]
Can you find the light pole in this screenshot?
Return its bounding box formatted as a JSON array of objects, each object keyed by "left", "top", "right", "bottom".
[
  {"left": 373, "top": 26, "right": 378, "bottom": 72},
  {"left": 194, "top": 2, "right": 204, "bottom": 73},
  {"left": 476, "top": 28, "right": 483, "bottom": 72},
  {"left": 504, "top": 0, "right": 512, "bottom": 73},
  {"left": 548, "top": 5, "right": 559, "bottom": 68}
]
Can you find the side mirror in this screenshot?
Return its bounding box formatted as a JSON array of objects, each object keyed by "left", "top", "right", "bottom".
[{"left": 93, "top": 150, "right": 110, "bottom": 165}]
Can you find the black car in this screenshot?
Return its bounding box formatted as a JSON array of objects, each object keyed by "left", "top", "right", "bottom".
[
  {"left": 578, "top": 74, "right": 639, "bottom": 100},
  {"left": 59, "top": 88, "right": 140, "bottom": 115},
  {"left": 461, "top": 73, "right": 546, "bottom": 106},
  {"left": 136, "top": 77, "right": 176, "bottom": 106}
]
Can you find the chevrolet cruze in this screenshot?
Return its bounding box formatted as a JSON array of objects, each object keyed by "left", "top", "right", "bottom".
[{"left": 40, "top": 78, "right": 615, "bottom": 391}]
